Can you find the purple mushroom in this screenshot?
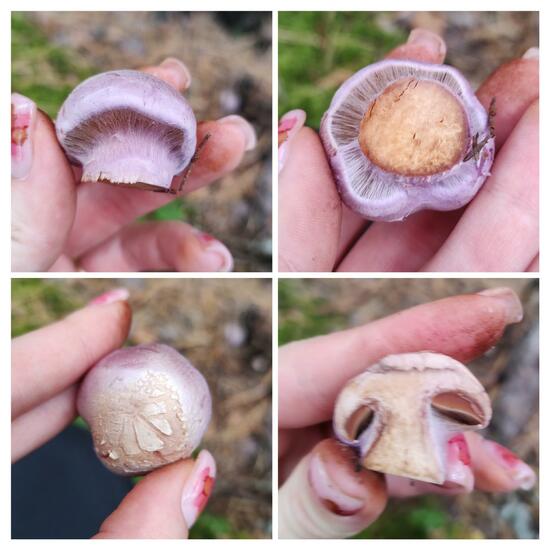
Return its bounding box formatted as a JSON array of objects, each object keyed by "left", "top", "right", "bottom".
[
  {"left": 56, "top": 70, "right": 197, "bottom": 192},
  {"left": 77, "top": 343, "right": 211, "bottom": 475},
  {"left": 320, "top": 60, "right": 495, "bottom": 221}
]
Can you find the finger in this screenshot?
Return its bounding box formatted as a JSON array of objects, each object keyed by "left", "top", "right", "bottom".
[
  {"left": 11, "top": 96, "right": 76, "bottom": 271},
  {"left": 386, "top": 28, "right": 446, "bottom": 64},
  {"left": 337, "top": 49, "right": 539, "bottom": 272},
  {"left": 465, "top": 433, "right": 536, "bottom": 492},
  {"left": 94, "top": 450, "right": 216, "bottom": 539},
  {"left": 65, "top": 116, "right": 255, "bottom": 258},
  {"left": 423, "top": 99, "right": 539, "bottom": 272},
  {"left": 278, "top": 125, "right": 342, "bottom": 272},
  {"left": 476, "top": 49, "right": 539, "bottom": 150},
  {"left": 527, "top": 255, "right": 539, "bottom": 272},
  {"left": 78, "top": 221, "right": 233, "bottom": 272},
  {"left": 11, "top": 385, "right": 76, "bottom": 462},
  {"left": 279, "top": 439, "right": 387, "bottom": 539},
  {"left": 141, "top": 57, "right": 192, "bottom": 92},
  {"left": 279, "top": 288, "right": 523, "bottom": 429},
  {"left": 386, "top": 433, "right": 474, "bottom": 497},
  {"left": 12, "top": 296, "right": 131, "bottom": 418},
  {"left": 337, "top": 209, "right": 461, "bottom": 272},
  {"left": 279, "top": 424, "right": 331, "bottom": 483}
]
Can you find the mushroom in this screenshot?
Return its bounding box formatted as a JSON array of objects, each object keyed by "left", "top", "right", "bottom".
[
  {"left": 320, "top": 60, "right": 495, "bottom": 221},
  {"left": 77, "top": 343, "right": 211, "bottom": 475},
  {"left": 332, "top": 352, "right": 491, "bottom": 484},
  {"left": 56, "top": 70, "right": 197, "bottom": 192}
]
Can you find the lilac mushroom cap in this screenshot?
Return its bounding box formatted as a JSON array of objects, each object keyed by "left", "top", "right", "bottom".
[
  {"left": 77, "top": 343, "right": 211, "bottom": 475},
  {"left": 56, "top": 70, "right": 197, "bottom": 192},
  {"left": 320, "top": 60, "right": 495, "bottom": 221}
]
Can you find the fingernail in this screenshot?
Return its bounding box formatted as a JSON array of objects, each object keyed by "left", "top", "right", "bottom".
[
  {"left": 278, "top": 109, "right": 306, "bottom": 173},
  {"left": 476, "top": 287, "right": 524, "bottom": 323},
  {"left": 522, "top": 47, "right": 539, "bottom": 60},
  {"left": 443, "top": 435, "right": 474, "bottom": 492},
  {"left": 217, "top": 115, "right": 257, "bottom": 151},
  {"left": 485, "top": 441, "right": 536, "bottom": 490},
  {"left": 407, "top": 28, "right": 446, "bottom": 59},
  {"left": 308, "top": 452, "right": 363, "bottom": 516},
  {"left": 160, "top": 57, "right": 192, "bottom": 89},
  {"left": 181, "top": 449, "right": 216, "bottom": 529},
  {"left": 89, "top": 288, "right": 130, "bottom": 306},
  {"left": 11, "top": 93, "right": 36, "bottom": 180},
  {"left": 193, "top": 230, "right": 234, "bottom": 272}
]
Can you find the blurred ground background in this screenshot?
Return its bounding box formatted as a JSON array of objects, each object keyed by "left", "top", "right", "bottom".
[
  {"left": 279, "top": 278, "right": 539, "bottom": 539},
  {"left": 279, "top": 11, "right": 539, "bottom": 129},
  {"left": 11, "top": 12, "right": 272, "bottom": 272},
  {"left": 12, "top": 278, "right": 272, "bottom": 538}
]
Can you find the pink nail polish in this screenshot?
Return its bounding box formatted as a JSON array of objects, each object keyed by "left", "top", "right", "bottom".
[
  {"left": 11, "top": 93, "right": 36, "bottom": 180},
  {"left": 439, "top": 434, "right": 474, "bottom": 493},
  {"left": 278, "top": 109, "right": 306, "bottom": 173},
  {"left": 181, "top": 450, "right": 216, "bottom": 528},
  {"left": 486, "top": 440, "right": 536, "bottom": 490},
  {"left": 448, "top": 434, "right": 471, "bottom": 466},
  {"left": 89, "top": 288, "right": 130, "bottom": 306},
  {"left": 307, "top": 452, "right": 363, "bottom": 516}
]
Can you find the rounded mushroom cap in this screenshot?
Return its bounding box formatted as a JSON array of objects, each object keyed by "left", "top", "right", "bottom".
[
  {"left": 320, "top": 60, "right": 494, "bottom": 221},
  {"left": 77, "top": 343, "right": 211, "bottom": 475},
  {"left": 56, "top": 70, "right": 197, "bottom": 190}
]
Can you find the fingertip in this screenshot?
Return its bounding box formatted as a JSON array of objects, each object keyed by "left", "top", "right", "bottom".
[
  {"left": 96, "top": 458, "right": 197, "bottom": 539},
  {"left": 141, "top": 57, "right": 192, "bottom": 91},
  {"left": 386, "top": 27, "right": 446, "bottom": 64},
  {"left": 217, "top": 115, "right": 257, "bottom": 151},
  {"left": 279, "top": 438, "right": 387, "bottom": 538},
  {"left": 466, "top": 433, "right": 537, "bottom": 493}
]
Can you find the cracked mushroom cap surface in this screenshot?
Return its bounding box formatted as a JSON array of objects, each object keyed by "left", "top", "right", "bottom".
[
  {"left": 333, "top": 352, "right": 491, "bottom": 484},
  {"left": 77, "top": 343, "right": 211, "bottom": 475}
]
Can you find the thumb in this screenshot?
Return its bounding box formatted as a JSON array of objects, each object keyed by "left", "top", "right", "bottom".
[
  {"left": 11, "top": 94, "right": 76, "bottom": 271},
  {"left": 94, "top": 450, "right": 216, "bottom": 539},
  {"left": 279, "top": 439, "right": 387, "bottom": 539}
]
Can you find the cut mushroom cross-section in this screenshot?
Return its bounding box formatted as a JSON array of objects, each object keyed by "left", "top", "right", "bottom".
[
  {"left": 333, "top": 352, "right": 491, "bottom": 484},
  {"left": 320, "top": 60, "right": 495, "bottom": 221}
]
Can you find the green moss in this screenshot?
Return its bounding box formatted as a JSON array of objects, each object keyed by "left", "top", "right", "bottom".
[
  {"left": 279, "top": 11, "right": 405, "bottom": 129},
  {"left": 11, "top": 12, "right": 97, "bottom": 117},
  {"left": 143, "top": 198, "right": 198, "bottom": 223},
  {"left": 190, "top": 512, "right": 249, "bottom": 539},
  {"left": 11, "top": 279, "right": 79, "bottom": 337},
  {"left": 278, "top": 280, "right": 347, "bottom": 344},
  {"left": 354, "top": 496, "right": 468, "bottom": 539}
]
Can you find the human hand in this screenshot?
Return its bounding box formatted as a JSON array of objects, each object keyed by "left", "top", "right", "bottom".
[
  {"left": 12, "top": 58, "right": 256, "bottom": 272},
  {"left": 11, "top": 290, "right": 216, "bottom": 538},
  {"left": 278, "top": 29, "right": 539, "bottom": 272},
  {"left": 278, "top": 288, "right": 536, "bottom": 538}
]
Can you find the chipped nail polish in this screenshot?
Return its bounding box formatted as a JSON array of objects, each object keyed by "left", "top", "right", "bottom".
[
  {"left": 11, "top": 93, "right": 36, "bottom": 180},
  {"left": 278, "top": 109, "right": 306, "bottom": 173},
  {"left": 308, "top": 452, "right": 363, "bottom": 516},
  {"left": 448, "top": 434, "right": 471, "bottom": 466},
  {"left": 181, "top": 449, "right": 216, "bottom": 529},
  {"left": 486, "top": 440, "right": 536, "bottom": 490},
  {"left": 89, "top": 288, "right": 130, "bottom": 305}
]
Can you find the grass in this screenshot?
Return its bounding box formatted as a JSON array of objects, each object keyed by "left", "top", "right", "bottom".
[
  {"left": 11, "top": 12, "right": 192, "bottom": 223},
  {"left": 278, "top": 12, "right": 405, "bottom": 129}
]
